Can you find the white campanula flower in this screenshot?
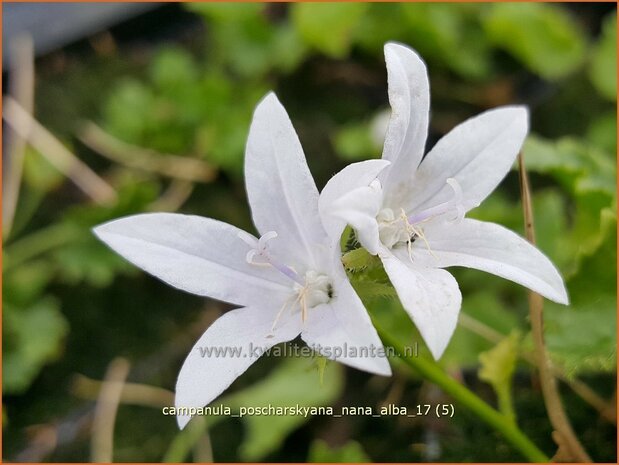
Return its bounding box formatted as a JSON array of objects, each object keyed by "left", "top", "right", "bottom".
[
  {"left": 320, "top": 43, "right": 568, "bottom": 360},
  {"left": 94, "top": 93, "right": 391, "bottom": 429}
]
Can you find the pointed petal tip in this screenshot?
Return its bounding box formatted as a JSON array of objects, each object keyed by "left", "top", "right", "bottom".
[
  {"left": 254, "top": 91, "right": 281, "bottom": 115},
  {"left": 384, "top": 41, "right": 425, "bottom": 64},
  {"left": 549, "top": 285, "right": 570, "bottom": 306},
  {"left": 176, "top": 414, "right": 189, "bottom": 430},
  {"left": 91, "top": 224, "right": 103, "bottom": 238},
  {"left": 384, "top": 41, "right": 404, "bottom": 53},
  {"left": 91, "top": 219, "right": 119, "bottom": 243},
  {"left": 262, "top": 90, "right": 278, "bottom": 102},
  {"left": 489, "top": 105, "right": 530, "bottom": 128},
  {"left": 427, "top": 340, "right": 448, "bottom": 361},
  {"left": 375, "top": 360, "right": 393, "bottom": 377},
  {"left": 384, "top": 41, "right": 416, "bottom": 55},
  {"left": 254, "top": 91, "right": 285, "bottom": 119}
]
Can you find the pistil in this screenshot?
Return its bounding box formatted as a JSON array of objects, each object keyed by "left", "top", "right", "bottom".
[
  {"left": 407, "top": 178, "right": 464, "bottom": 225},
  {"left": 238, "top": 230, "right": 304, "bottom": 285}
]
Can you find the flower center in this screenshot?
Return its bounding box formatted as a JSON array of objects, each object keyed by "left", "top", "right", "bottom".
[
  {"left": 238, "top": 230, "right": 333, "bottom": 327},
  {"left": 294, "top": 269, "right": 333, "bottom": 317},
  {"left": 378, "top": 178, "right": 464, "bottom": 251},
  {"left": 377, "top": 208, "right": 411, "bottom": 249}
]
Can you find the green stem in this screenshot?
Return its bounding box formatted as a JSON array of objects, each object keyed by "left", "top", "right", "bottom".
[
  {"left": 375, "top": 323, "right": 549, "bottom": 463},
  {"left": 164, "top": 416, "right": 216, "bottom": 463},
  {"left": 497, "top": 385, "right": 517, "bottom": 425},
  {"left": 4, "top": 222, "right": 81, "bottom": 270}
]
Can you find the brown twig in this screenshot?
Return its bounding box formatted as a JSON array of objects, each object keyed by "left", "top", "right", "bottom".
[
  {"left": 193, "top": 429, "right": 214, "bottom": 463},
  {"left": 149, "top": 180, "right": 195, "bottom": 212},
  {"left": 78, "top": 121, "right": 217, "bottom": 183},
  {"left": 3, "top": 35, "right": 35, "bottom": 238},
  {"left": 90, "top": 357, "right": 131, "bottom": 463},
  {"left": 72, "top": 374, "right": 174, "bottom": 408},
  {"left": 518, "top": 153, "right": 592, "bottom": 462},
  {"left": 3, "top": 97, "right": 117, "bottom": 204}
]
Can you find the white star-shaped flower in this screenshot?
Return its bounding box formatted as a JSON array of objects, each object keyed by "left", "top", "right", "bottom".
[
  {"left": 320, "top": 42, "right": 568, "bottom": 360},
  {"left": 94, "top": 93, "right": 391, "bottom": 429}
]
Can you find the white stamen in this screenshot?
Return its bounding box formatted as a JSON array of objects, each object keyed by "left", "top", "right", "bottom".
[
  {"left": 377, "top": 179, "right": 464, "bottom": 260},
  {"left": 271, "top": 271, "right": 332, "bottom": 331}
]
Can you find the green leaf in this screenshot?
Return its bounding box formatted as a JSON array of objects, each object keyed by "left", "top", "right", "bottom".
[
  {"left": 269, "top": 23, "right": 309, "bottom": 74},
  {"left": 466, "top": 191, "right": 522, "bottom": 233},
  {"left": 50, "top": 183, "right": 156, "bottom": 285},
  {"left": 165, "top": 357, "right": 344, "bottom": 462},
  {"left": 150, "top": 47, "right": 199, "bottom": 90},
  {"left": 401, "top": 3, "right": 492, "bottom": 79},
  {"left": 308, "top": 439, "right": 371, "bottom": 462},
  {"left": 587, "top": 112, "right": 617, "bottom": 155},
  {"left": 53, "top": 238, "right": 135, "bottom": 287},
  {"left": 484, "top": 3, "right": 586, "bottom": 80},
  {"left": 3, "top": 297, "right": 68, "bottom": 394},
  {"left": 522, "top": 135, "right": 616, "bottom": 197},
  {"left": 353, "top": 3, "right": 410, "bottom": 55},
  {"left": 22, "top": 146, "right": 64, "bottom": 193},
  {"left": 333, "top": 121, "right": 380, "bottom": 161},
  {"left": 532, "top": 189, "right": 570, "bottom": 272},
  {"left": 442, "top": 291, "right": 522, "bottom": 368},
  {"left": 292, "top": 3, "right": 368, "bottom": 58},
  {"left": 350, "top": 277, "right": 397, "bottom": 302},
  {"left": 546, "top": 211, "right": 617, "bottom": 376},
  {"left": 521, "top": 136, "right": 615, "bottom": 278},
  {"left": 342, "top": 247, "right": 376, "bottom": 271},
  {"left": 479, "top": 332, "right": 520, "bottom": 421},
  {"left": 545, "top": 297, "right": 617, "bottom": 376},
  {"left": 103, "top": 78, "right": 155, "bottom": 143},
  {"left": 367, "top": 297, "right": 419, "bottom": 361},
  {"left": 4, "top": 260, "right": 54, "bottom": 307},
  {"left": 567, "top": 208, "right": 617, "bottom": 304},
  {"left": 227, "top": 357, "right": 344, "bottom": 460},
  {"left": 589, "top": 12, "right": 617, "bottom": 101},
  {"left": 186, "top": 2, "right": 264, "bottom": 22}
]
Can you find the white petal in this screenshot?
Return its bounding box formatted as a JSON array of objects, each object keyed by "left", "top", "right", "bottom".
[
  {"left": 406, "top": 218, "right": 569, "bottom": 304},
  {"left": 245, "top": 92, "right": 328, "bottom": 271},
  {"left": 94, "top": 213, "right": 291, "bottom": 307},
  {"left": 380, "top": 248, "right": 462, "bottom": 360},
  {"left": 404, "top": 106, "right": 529, "bottom": 214},
  {"left": 319, "top": 160, "right": 390, "bottom": 254},
  {"left": 175, "top": 306, "right": 302, "bottom": 429},
  {"left": 380, "top": 43, "right": 430, "bottom": 206},
  {"left": 301, "top": 271, "right": 392, "bottom": 376}
]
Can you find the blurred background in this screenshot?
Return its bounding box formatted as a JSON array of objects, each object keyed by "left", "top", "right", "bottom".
[{"left": 2, "top": 2, "right": 617, "bottom": 462}]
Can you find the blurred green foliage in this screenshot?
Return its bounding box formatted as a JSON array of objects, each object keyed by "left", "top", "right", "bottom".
[
  {"left": 484, "top": 3, "right": 586, "bottom": 80},
  {"left": 3, "top": 2, "right": 616, "bottom": 462},
  {"left": 164, "top": 357, "right": 344, "bottom": 462},
  {"left": 479, "top": 332, "right": 520, "bottom": 422},
  {"left": 308, "top": 439, "right": 370, "bottom": 462}
]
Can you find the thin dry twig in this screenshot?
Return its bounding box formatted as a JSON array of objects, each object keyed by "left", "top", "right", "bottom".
[
  {"left": 193, "top": 428, "right": 214, "bottom": 463},
  {"left": 3, "top": 35, "right": 35, "bottom": 238},
  {"left": 149, "top": 180, "right": 195, "bottom": 212},
  {"left": 3, "top": 97, "right": 117, "bottom": 204},
  {"left": 78, "top": 121, "right": 217, "bottom": 183},
  {"left": 518, "top": 153, "right": 592, "bottom": 462},
  {"left": 72, "top": 374, "right": 174, "bottom": 408},
  {"left": 90, "top": 357, "right": 131, "bottom": 463}
]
